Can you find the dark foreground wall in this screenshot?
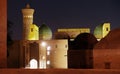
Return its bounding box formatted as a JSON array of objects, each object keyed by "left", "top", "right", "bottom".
[
  {"left": 0, "top": 69, "right": 120, "bottom": 74},
  {"left": 0, "top": 0, "right": 7, "bottom": 68},
  {"left": 93, "top": 29, "right": 120, "bottom": 69}
]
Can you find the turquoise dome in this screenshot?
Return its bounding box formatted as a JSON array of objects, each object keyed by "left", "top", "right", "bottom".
[{"left": 39, "top": 24, "right": 52, "bottom": 40}]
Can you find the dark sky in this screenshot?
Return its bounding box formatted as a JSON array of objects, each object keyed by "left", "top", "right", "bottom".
[{"left": 8, "top": 0, "right": 120, "bottom": 40}]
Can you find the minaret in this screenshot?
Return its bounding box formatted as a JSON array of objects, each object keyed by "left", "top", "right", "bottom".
[{"left": 22, "top": 4, "right": 34, "bottom": 40}]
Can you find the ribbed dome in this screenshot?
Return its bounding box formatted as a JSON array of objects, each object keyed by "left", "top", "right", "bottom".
[{"left": 39, "top": 23, "right": 52, "bottom": 40}]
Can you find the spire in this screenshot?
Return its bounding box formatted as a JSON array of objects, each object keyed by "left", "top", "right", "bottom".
[{"left": 26, "top": 4, "right": 30, "bottom": 9}]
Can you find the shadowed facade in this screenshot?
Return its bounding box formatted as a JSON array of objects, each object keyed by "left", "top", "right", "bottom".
[
  {"left": 93, "top": 28, "right": 120, "bottom": 69},
  {"left": 68, "top": 33, "right": 98, "bottom": 69}
]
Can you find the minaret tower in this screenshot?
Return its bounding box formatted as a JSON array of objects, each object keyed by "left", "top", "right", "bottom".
[{"left": 22, "top": 4, "right": 34, "bottom": 40}]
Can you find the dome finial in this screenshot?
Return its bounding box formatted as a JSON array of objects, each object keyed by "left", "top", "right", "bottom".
[{"left": 26, "top": 3, "right": 30, "bottom": 9}]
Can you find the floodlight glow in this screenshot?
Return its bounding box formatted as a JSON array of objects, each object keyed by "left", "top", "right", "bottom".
[
  {"left": 42, "top": 56, "right": 45, "bottom": 59},
  {"left": 39, "top": 56, "right": 46, "bottom": 69},
  {"left": 47, "top": 46, "right": 51, "bottom": 50},
  {"left": 47, "top": 51, "right": 50, "bottom": 55},
  {"left": 41, "top": 41, "right": 47, "bottom": 47},
  {"left": 47, "top": 60, "right": 50, "bottom": 65}
]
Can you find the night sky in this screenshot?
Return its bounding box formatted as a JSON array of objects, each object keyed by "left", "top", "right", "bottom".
[{"left": 8, "top": 0, "right": 120, "bottom": 40}]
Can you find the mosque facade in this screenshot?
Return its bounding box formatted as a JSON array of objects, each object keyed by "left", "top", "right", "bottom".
[
  {"left": 7, "top": 4, "right": 112, "bottom": 69},
  {"left": 20, "top": 4, "right": 68, "bottom": 69},
  {"left": 20, "top": 4, "right": 92, "bottom": 69}
]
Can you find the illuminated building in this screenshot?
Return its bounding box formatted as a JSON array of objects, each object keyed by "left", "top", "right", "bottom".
[
  {"left": 22, "top": 4, "right": 39, "bottom": 40},
  {"left": 7, "top": 4, "right": 114, "bottom": 69},
  {"left": 28, "top": 24, "right": 39, "bottom": 40},
  {"left": 21, "top": 40, "right": 68, "bottom": 69},
  {"left": 20, "top": 4, "right": 67, "bottom": 69},
  {"left": 94, "top": 23, "right": 110, "bottom": 41}
]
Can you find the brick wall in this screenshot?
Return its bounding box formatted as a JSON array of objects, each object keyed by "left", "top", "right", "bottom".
[
  {"left": 0, "top": 0, "right": 7, "bottom": 68},
  {"left": 0, "top": 69, "right": 120, "bottom": 74}
]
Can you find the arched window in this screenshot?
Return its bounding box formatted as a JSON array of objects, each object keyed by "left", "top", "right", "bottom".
[{"left": 30, "top": 59, "right": 38, "bottom": 69}]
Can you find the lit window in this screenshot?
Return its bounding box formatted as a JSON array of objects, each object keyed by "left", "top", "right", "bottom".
[
  {"left": 41, "top": 42, "right": 47, "bottom": 47},
  {"left": 47, "top": 51, "right": 50, "bottom": 55},
  {"left": 47, "top": 46, "right": 51, "bottom": 50},
  {"left": 39, "top": 56, "right": 46, "bottom": 69},
  {"left": 47, "top": 60, "right": 50, "bottom": 65},
  {"left": 30, "top": 59, "right": 38, "bottom": 69},
  {"left": 42, "top": 56, "right": 45, "bottom": 59}
]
